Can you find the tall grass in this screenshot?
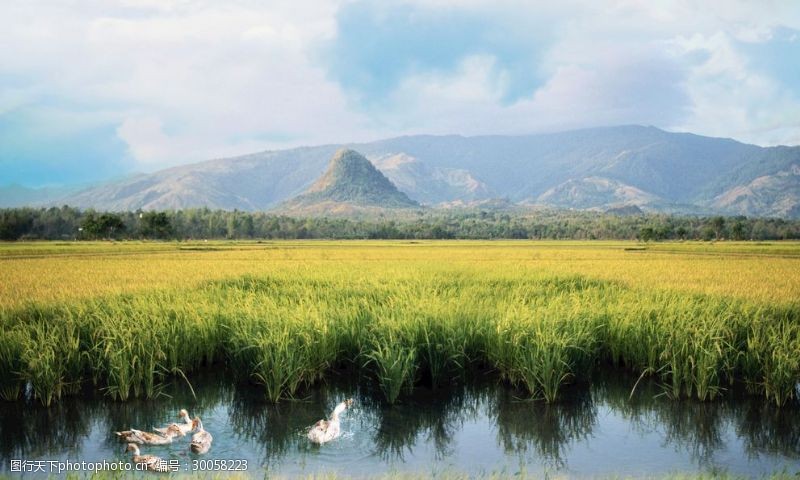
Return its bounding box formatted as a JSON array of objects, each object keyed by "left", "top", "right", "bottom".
[
  {"left": 0, "top": 326, "right": 24, "bottom": 400},
  {"left": 220, "top": 281, "right": 339, "bottom": 402},
  {"left": 82, "top": 292, "right": 221, "bottom": 401},
  {"left": 606, "top": 293, "right": 741, "bottom": 401},
  {"left": 1, "top": 242, "right": 798, "bottom": 407},
  {"left": 742, "top": 307, "right": 800, "bottom": 406},
  {"left": 488, "top": 283, "right": 603, "bottom": 402},
  {"left": 16, "top": 318, "right": 82, "bottom": 406},
  {"left": 364, "top": 334, "right": 418, "bottom": 404}
]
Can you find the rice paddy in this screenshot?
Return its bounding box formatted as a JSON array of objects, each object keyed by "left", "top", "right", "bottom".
[{"left": 1, "top": 240, "right": 798, "bottom": 407}]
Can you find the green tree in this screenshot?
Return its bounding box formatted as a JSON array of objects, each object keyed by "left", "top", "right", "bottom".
[
  {"left": 240, "top": 215, "right": 255, "bottom": 238},
  {"left": 711, "top": 216, "right": 726, "bottom": 239},
  {"left": 226, "top": 214, "right": 238, "bottom": 239},
  {"left": 0, "top": 209, "right": 34, "bottom": 240},
  {"left": 139, "top": 212, "right": 174, "bottom": 239},
  {"left": 731, "top": 220, "right": 747, "bottom": 240},
  {"left": 81, "top": 212, "right": 125, "bottom": 239},
  {"left": 639, "top": 227, "right": 655, "bottom": 242}
]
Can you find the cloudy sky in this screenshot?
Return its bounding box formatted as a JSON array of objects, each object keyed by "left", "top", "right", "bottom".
[{"left": 2, "top": 0, "right": 799, "bottom": 186}]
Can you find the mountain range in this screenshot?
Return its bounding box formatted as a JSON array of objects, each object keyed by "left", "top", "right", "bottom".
[{"left": 3, "top": 125, "right": 798, "bottom": 218}]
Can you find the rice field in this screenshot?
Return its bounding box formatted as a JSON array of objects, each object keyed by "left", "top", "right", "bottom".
[{"left": 1, "top": 240, "right": 798, "bottom": 407}]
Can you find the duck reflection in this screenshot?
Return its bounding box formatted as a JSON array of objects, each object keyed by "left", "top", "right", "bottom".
[
  {"left": 98, "top": 371, "right": 231, "bottom": 450},
  {"left": 228, "top": 388, "right": 320, "bottom": 462},
  {"left": 227, "top": 377, "right": 360, "bottom": 466}
]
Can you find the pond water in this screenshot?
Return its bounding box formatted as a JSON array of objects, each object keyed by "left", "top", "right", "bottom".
[{"left": 1, "top": 372, "right": 798, "bottom": 477}]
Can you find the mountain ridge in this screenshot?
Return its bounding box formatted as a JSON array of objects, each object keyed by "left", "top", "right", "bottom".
[{"left": 7, "top": 125, "right": 798, "bottom": 218}]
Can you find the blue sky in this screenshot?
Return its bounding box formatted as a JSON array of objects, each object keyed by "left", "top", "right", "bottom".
[
  {"left": 324, "top": 3, "right": 549, "bottom": 105},
  {"left": 1, "top": 0, "right": 799, "bottom": 186}
]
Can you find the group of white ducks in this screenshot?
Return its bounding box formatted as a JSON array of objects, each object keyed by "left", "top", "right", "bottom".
[
  {"left": 115, "top": 399, "right": 353, "bottom": 472},
  {"left": 115, "top": 409, "right": 213, "bottom": 472}
]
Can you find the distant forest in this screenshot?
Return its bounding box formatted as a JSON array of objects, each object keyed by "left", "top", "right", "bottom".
[{"left": 1, "top": 206, "right": 799, "bottom": 241}]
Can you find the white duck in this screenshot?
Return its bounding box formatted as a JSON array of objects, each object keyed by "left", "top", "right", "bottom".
[
  {"left": 116, "top": 423, "right": 185, "bottom": 445},
  {"left": 307, "top": 399, "right": 354, "bottom": 444},
  {"left": 155, "top": 409, "right": 194, "bottom": 435},
  {"left": 190, "top": 417, "right": 213, "bottom": 454},
  {"left": 126, "top": 443, "right": 170, "bottom": 472}
]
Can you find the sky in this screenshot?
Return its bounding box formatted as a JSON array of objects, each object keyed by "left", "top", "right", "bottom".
[{"left": 1, "top": 0, "right": 799, "bottom": 187}]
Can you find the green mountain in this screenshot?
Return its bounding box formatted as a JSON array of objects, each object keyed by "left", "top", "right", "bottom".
[
  {"left": 372, "top": 153, "right": 492, "bottom": 204},
  {"left": 33, "top": 125, "right": 800, "bottom": 218},
  {"left": 709, "top": 164, "right": 800, "bottom": 218},
  {"left": 277, "top": 149, "right": 418, "bottom": 215},
  {"left": 536, "top": 176, "right": 660, "bottom": 210}
]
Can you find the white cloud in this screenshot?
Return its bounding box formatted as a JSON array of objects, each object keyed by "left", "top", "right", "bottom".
[
  {"left": 0, "top": 0, "right": 373, "bottom": 169},
  {"left": 333, "top": 0, "right": 799, "bottom": 145},
  {"left": 1, "top": 0, "right": 799, "bottom": 179},
  {"left": 116, "top": 116, "right": 173, "bottom": 165},
  {"left": 670, "top": 31, "right": 800, "bottom": 146},
  {"left": 372, "top": 43, "right": 690, "bottom": 138}
]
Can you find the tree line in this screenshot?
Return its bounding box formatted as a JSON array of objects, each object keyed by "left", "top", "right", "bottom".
[{"left": 1, "top": 206, "right": 799, "bottom": 241}]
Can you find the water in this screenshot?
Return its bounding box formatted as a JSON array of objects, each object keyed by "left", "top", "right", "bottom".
[{"left": 1, "top": 372, "right": 798, "bottom": 477}]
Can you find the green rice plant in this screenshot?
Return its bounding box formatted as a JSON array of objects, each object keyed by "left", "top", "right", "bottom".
[
  {"left": 490, "top": 294, "right": 600, "bottom": 402},
  {"left": 160, "top": 292, "right": 220, "bottom": 371},
  {"left": 364, "top": 334, "right": 418, "bottom": 404},
  {"left": 18, "top": 320, "right": 83, "bottom": 406},
  {"left": 1, "top": 304, "right": 86, "bottom": 402},
  {"left": 606, "top": 291, "right": 740, "bottom": 401},
  {"left": 1, "top": 241, "right": 799, "bottom": 408},
  {"left": 328, "top": 300, "right": 373, "bottom": 362},
  {"left": 0, "top": 326, "right": 25, "bottom": 400},
  {"left": 658, "top": 303, "right": 734, "bottom": 401},
  {"left": 743, "top": 309, "right": 800, "bottom": 406},
  {"left": 249, "top": 326, "right": 311, "bottom": 402},
  {"left": 416, "top": 316, "right": 465, "bottom": 388},
  {"left": 222, "top": 288, "right": 337, "bottom": 402},
  {"left": 98, "top": 332, "right": 164, "bottom": 401},
  {"left": 605, "top": 306, "right": 662, "bottom": 372},
  {"left": 87, "top": 298, "right": 168, "bottom": 400},
  {"left": 86, "top": 289, "right": 224, "bottom": 400},
  {"left": 403, "top": 289, "right": 475, "bottom": 388}
]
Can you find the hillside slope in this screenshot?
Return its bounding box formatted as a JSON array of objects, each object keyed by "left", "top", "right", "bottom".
[
  {"left": 276, "top": 149, "right": 418, "bottom": 215},
  {"left": 46, "top": 125, "right": 800, "bottom": 218}
]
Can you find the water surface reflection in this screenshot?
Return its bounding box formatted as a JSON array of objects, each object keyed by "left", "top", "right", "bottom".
[{"left": 1, "top": 373, "right": 798, "bottom": 477}]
